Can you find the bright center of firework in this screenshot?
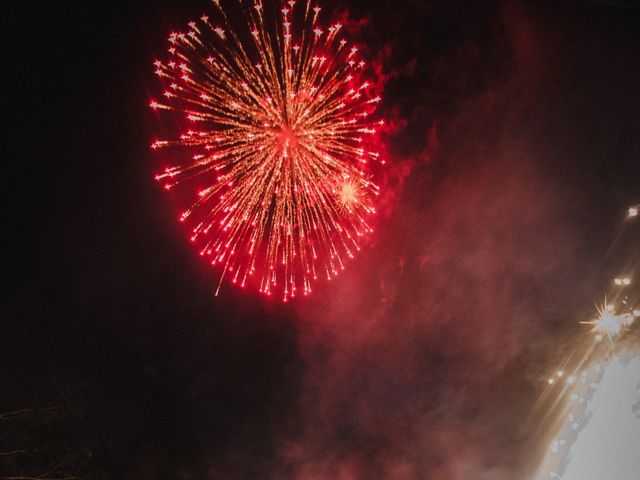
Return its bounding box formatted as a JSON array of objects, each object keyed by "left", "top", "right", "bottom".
[
  {"left": 276, "top": 124, "right": 299, "bottom": 154},
  {"left": 339, "top": 181, "right": 359, "bottom": 206}
]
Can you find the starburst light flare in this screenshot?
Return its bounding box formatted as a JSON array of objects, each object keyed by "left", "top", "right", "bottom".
[
  {"left": 580, "top": 300, "right": 639, "bottom": 342},
  {"left": 150, "top": 0, "right": 385, "bottom": 301}
]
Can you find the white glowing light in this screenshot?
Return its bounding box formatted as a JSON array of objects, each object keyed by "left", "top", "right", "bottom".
[
  {"left": 580, "top": 301, "right": 637, "bottom": 341},
  {"left": 535, "top": 354, "right": 640, "bottom": 480},
  {"left": 561, "top": 357, "right": 640, "bottom": 479}
]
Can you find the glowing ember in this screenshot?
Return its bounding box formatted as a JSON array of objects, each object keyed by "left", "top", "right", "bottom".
[{"left": 150, "top": 0, "right": 385, "bottom": 301}]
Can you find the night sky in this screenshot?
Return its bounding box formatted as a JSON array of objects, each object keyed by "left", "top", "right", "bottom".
[{"left": 5, "top": 0, "right": 640, "bottom": 479}]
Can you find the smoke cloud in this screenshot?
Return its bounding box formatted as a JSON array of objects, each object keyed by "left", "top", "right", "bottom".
[{"left": 264, "top": 1, "right": 640, "bottom": 479}]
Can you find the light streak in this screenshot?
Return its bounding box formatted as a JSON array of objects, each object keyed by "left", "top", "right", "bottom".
[{"left": 532, "top": 204, "right": 639, "bottom": 479}]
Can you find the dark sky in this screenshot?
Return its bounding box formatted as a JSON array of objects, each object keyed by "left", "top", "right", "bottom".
[{"left": 5, "top": 0, "right": 640, "bottom": 479}]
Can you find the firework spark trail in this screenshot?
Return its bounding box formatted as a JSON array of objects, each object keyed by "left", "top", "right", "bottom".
[
  {"left": 533, "top": 205, "right": 639, "bottom": 479},
  {"left": 150, "top": 0, "right": 385, "bottom": 301}
]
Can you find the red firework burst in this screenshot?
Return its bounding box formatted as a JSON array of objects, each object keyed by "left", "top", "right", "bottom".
[{"left": 150, "top": 0, "right": 385, "bottom": 301}]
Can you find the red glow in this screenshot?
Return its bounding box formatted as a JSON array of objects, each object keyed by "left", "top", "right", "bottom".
[{"left": 150, "top": 0, "right": 385, "bottom": 301}]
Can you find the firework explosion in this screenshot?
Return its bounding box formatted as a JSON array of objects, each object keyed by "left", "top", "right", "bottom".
[{"left": 150, "top": 0, "right": 385, "bottom": 301}]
